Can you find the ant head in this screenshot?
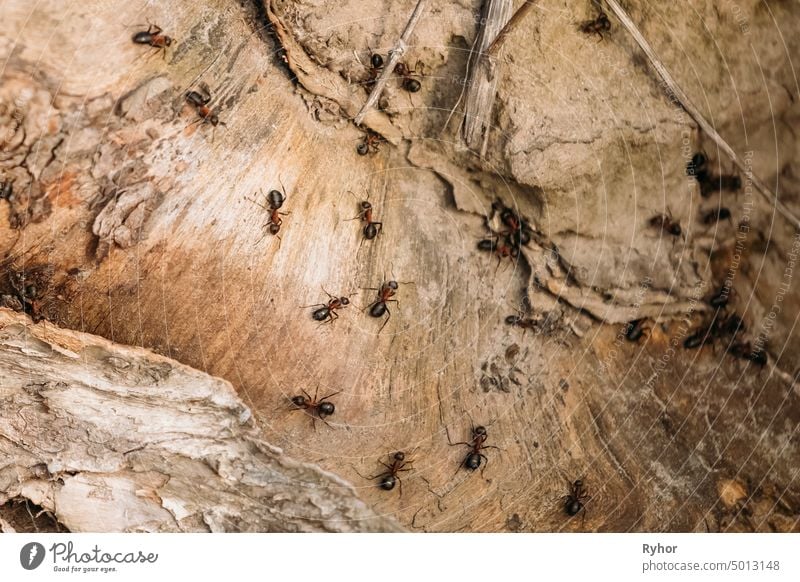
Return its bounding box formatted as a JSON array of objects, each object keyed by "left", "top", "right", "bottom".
[
  {"left": 505, "top": 315, "right": 521, "bottom": 325},
  {"left": 340, "top": 297, "right": 350, "bottom": 306},
  {"left": 318, "top": 401, "right": 335, "bottom": 416},
  {"left": 394, "top": 451, "right": 405, "bottom": 461},
  {"left": 371, "top": 53, "right": 384, "bottom": 68},
  {"left": 291, "top": 395, "right": 306, "bottom": 406},
  {"left": 164, "top": 37, "right": 173, "bottom": 47},
  {"left": 474, "top": 426, "right": 487, "bottom": 436},
  {"left": 209, "top": 113, "right": 220, "bottom": 126},
  {"left": 574, "top": 479, "right": 583, "bottom": 488},
  {"left": 361, "top": 200, "right": 372, "bottom": 210},
  {"left": 356, "top": 142, "right": 369, "bottom": 155},
  {"left": 691, "top": 152, "right": 707, "bottom": 167},
  {"left": 386, "top": 280, "right": 398, "bottom": 290},
  {"left": 669, "top": 223, "right": 682, "bottom": 236},
  {"left": 477, "top": 239, "right": 496, "bottom": 252}
]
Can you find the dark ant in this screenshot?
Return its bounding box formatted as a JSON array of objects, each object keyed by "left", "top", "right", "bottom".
[
  {"left": 500, "top": 208, "right": 532, "bottom": 246},
  {"left": 579, "top": 10, "right": 611, "bottom": 41},
  {"left": 709, "top": 284, "right": 733, "bottom": 309},
  {"left": 364, "top": 280, "right": 401, "bottom": 333},
  {"left": 359, "top": 451, "right": 413, "bottom": 495},
  {"left": 728, "top": 342, "right": 767, "bottom": 368},
  {"left": 185, "top": 84, "right": 224, "bottom": 127},
  {"left": 302, "top": 288, "right": 351, "bottom": 323},
  {"left": 132, "top": 23, "right": 172, "bottom": 59},
  {"left": 288, "top": 387, "right": 341, "bottom": 429},
  {"left": 506, "top": 313, "right": 537, "bottom": 334},
  {"left": 688, "top": 152, "right": 742, "bottom": 197},
  {"left": 0, "top": 180, "right": 12, "bottom": 201},
  {"left": 648, "top": 210, "right": 682, "bottom": 237},
  {"left": 363, "top": 52, "right": 384, "bottom": 89},
  {"left": 686, "top": 152, "right": 709, "bottom": 181},
  {"left": 447, "top": 424, "right": 500, "bottom": 477},
  {"left": 347, "top": 191, "right": 382, "bottom": 240},
  {"left": 563, "top": 479, "right": 591, "bottom": 520},
  {"left": 701, "top": 207, "right": 732, "bottom": 225},
  {"left": 624, "top": 318, "right": 650, "bottom": 342},
  {"left": 356, "top": 130, "right": 385, "bottom": 155},
  {"left": 248, "top": 182, "right": 289, "bottom": 245},
  {"left": 394, "top": 61, "right": 422, "bottom": 92},
  {"left": 683, "top": 310, "right": 745, "bottom": 349},
  {"left": 477, "top": 237, "right": 519, "bottom": 269}
]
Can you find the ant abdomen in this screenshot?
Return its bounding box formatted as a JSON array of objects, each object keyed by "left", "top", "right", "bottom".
[
  {"left": 312, "top": 307, "right": 331, "bottom": 321},
  {"left": 370, "top": 302, "right": 388, "bottom": 318},
  {"left": 380, "top": 475, "right": 396, "bottom": 490}
]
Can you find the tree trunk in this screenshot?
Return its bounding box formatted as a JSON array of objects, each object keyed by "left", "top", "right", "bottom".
[{"left": 1, "top": 0, "right": 798, "bottom": 532}]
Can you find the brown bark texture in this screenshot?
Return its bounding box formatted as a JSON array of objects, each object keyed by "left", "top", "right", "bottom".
[{"left": 0, "top": 0, "right": 799, "bottom": 532}]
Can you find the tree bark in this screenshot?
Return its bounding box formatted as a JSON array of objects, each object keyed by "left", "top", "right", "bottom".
[{"left": 1, "top": 0, "right": 798, "bottom": 532}]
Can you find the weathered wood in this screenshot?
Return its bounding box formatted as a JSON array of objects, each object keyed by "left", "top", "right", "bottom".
[
  {"left": 0, "top": 0, "right": 798, "bottom": 533},
  {"left": 0, "top": 308, "right": 402, "bottom": 532}
]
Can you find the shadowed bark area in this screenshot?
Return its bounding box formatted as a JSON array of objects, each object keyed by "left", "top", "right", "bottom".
[{"left": 0, "top": 0, "right": 798, "bottom": 532}]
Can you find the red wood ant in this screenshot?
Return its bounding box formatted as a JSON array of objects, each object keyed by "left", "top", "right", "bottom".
[
  {"left": 185, "top": 84, "right": 224, "bottom": 127},
  {"left": 701, "top": 207, "right": 732, "bottom": 225},
  {"left": 364, "top": 277, "right": 412, "bottom": 333},
  {"left": 356, "top": 130, "right": 385, "bottom": 155},
  {"left": 132, "top": 23, "right": 172, "bottom": 59},
  {"left": 288, "top": 386, "right": 341, "bottom": 430},
  {"left": 728, "top": 342, "right": 767, "bottom": 368},
  {"left": 648, "top": 210, "right": 682, "bottom": 237},
  {"left": 359, "top": 451, "right": 413, "bottom": 495},
  {"left": 579, "top": 10, "right": 611, "bottom": 41},
  {"left": 624, "top": 318, "right": 650, "bottom": 342},
  {"left": 302, "top": 288, "right": 352, "bottom": 323},
  {"left": 394, "top": 61, "right": 422, "bottom": 92},
  {"left": 363, "top": 52, "right": 384, "bottom": 89},
  {"left": 447, "top": 424, "right": 500, "bottom": 477},
  {"left": 563, "top": 479, "right": 591, "bottom": 521},
  {"left": 478, "top": 237, "right": 519, "bottom": 270},
  {"left": 248, "top": 181, "right": 289, "bottom": 246},
  {"left": 347, "top": 191, "right": 382, "bottom": 240}
]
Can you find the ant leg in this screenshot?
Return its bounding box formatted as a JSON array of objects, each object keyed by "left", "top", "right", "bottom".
[
  {"left": 479, "top": 454, "right": 490, "bottom": 478},
  {"left": 396, "top": 475, "right": 403, "bottom": 498},
  {"left": 319, "top": 390, "right": 342, "bottom": 402},
  {"left": 445, "top": 426, "right": 471, "bottom": 448},
  {"left": 301, "top": 387, "right": 313, "bottom": 401},
  {"left": 323, "top": 310, "right": 339, "bottom": 325},
  {"left": 377, "top": 305, "right": 391, "bottom": 334}
]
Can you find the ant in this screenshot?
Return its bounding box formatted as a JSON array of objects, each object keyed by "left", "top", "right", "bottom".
[
  {"left": 563, "top": 479, "right": 591, "bottom": 521},
  {"left": 687, "top": 152, "right": 741, "bottom": 197},
  {"left": 363, "top": 52, "right": 384, "bottom": 89},
  {"left": 288, "top": 387, "right": 340, "bottom": 430},
  {"left": 394, "top": 61, "right": 422, "bottom": 92},
  {"left": 248, "top": 181, "right": 289, "bottom": 245},
  {"left": 478, "top": 237, "right": 519, "bottom": 269},
  {"left": 447, "top": 424, "right": 500, "bottom": 477},
  {"left": 709, "top": 284, "right": 733, "bottom": 309},
  {"left": 701, "top": 207, "right": 732, "bottom": 225},
  {"left": 356, "top": 130, "right": 385, "bottom": 156},
  {"left": 365, "top": 279, "right": 404, "bottom": 333},
  {"left": 185, "top": 84, "right": 224, "bottom": 127},
  {"left": 0, "top": 180, "right": 12, "bottom": 201},
  {"left": 624, "top": 318, "right": 650, "bottom": 342},
  {"left": 500, "top": 208, "right": 532, "bottom": 247},
  {"left": 359, "top": 451, "right": 413, "bottom": 495},
  {"left": 132, "top": 23, "right": 172, "bottom": 59},
  {"left": 728, "top": 342, "right": 767, "bottom": 368},
  {"left": 303, "top": 288, "right": 351, "bottom": 324},
  {"left": 579, "top": 9, "right": 611, "bottom": 41},
  {"left": 648, "top": 210, "right": 682, "bottom": 237},
  {"left": 347, "top": 191, "right": 382, "bottom": 240},
  {"left": 506, "top": 313, "right": 537, "bottom": 334}
]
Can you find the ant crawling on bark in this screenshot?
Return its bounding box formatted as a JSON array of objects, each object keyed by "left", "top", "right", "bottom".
[
  {"left": 394, "top": 61, "right": 423, "bottom": 92},
  {"left": 447, "top": 424, "right": 501, "bottom": 477},
  {"left": 287, "top": 386, "right": 340, "bottom": 430},
  {"left": 357, "top": 451, "right": 414, "bottom": 495},
  {"left": 302, "top": 287, "right": 352, "bottom": 324},
  {"left": 132, "top": 22, "right": 173, "bottom": 59},
  {"left": 579, "top": 8, "right": 611, "bottom": 41},
  {"left": 687, "top": 152, "right": 741, "bottom": 197},
  {"left": 624, "top": 318, "right": 650, "bottom": 342},
  {"left": 247, "top": 180, "right": 290, "bottom": 246},
  {"left": 562, "top": 479, "right": 591, "bottom": 522},
  {"left": 185, "top": 83, "right": 224, "bottom": 127},
  {"left": 648, "top": 209, "right": 682, "bottom": 237},
  {"left": 728, "top": 341, "right": 768, "bottom": 368},
  {"left": 477, "top": 237, "right": 519, "bottom": 271},
  {"left": 363, "top": 52, "right": 385, "bottom": 89},
  {"left": 364, "top": 275, "right": 414, "bottom": 333},
  {"left": 701, "top": 207, "right": 732, "bottom": 225},
  {"left": 346, "top": 190, "right": 383, "bottom": 241},
  {"left": 356, "top": 130, "right": 385, "bottom": 155}
]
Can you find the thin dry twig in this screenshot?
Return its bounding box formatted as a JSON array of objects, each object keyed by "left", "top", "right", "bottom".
[
  {"left": 604, "top": 0, "right": 800, "bottom": 231},
  {"left": 488, "top": 0, "right": 538, "bottom": 56},
  {"left": 354, "top": 0, "right": 429, "bottom": 126}
]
